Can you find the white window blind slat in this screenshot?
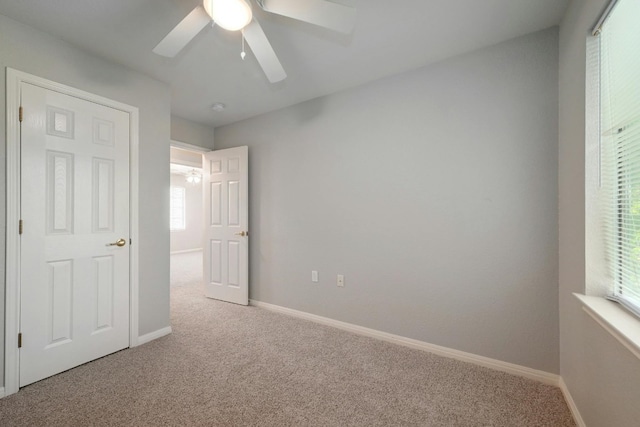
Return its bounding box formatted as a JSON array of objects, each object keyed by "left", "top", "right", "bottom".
[
  {"left": 600, "top": 0, "right": 640, "bottom": 315},
  {"left": 170, "top": 186, "right": 186, "bottom": 231}
]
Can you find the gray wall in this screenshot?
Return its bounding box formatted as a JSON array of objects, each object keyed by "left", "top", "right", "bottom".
[
  {"left": 171, "top": 115, "right": 215, "bottom": 150},
  {"left": 559, "top": 0, "right": 640, "bottom": 425},
  {"left": 170, "top": 173, "right": 203, "bottom": 253},
  {"left": 1, "top": 13, "right": 171, "bottom": 387},
  {"left": 215, "top": 28, "right": 560, "bottom": 373}
]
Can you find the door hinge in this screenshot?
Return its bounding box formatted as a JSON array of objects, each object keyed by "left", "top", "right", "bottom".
[
  {"left": 19, "top": 219, "right": 23, "bottom": 235},
  {"left": 19, "top": 106, "right": 23, "bottom": 123},
  {"left": 18, "top": 333, "right": 22, "bottom": 348}
]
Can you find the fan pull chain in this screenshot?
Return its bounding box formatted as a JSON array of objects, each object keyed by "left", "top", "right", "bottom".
[{"left": 240, "top": 33, "right": 246, "bottom": 60}]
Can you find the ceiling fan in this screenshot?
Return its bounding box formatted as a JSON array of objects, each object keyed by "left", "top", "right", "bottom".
[{"left": 153, "top": 0, "right": 356, "bottom": 83}]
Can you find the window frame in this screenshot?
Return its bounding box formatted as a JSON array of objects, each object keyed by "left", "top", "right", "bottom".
[
  {"left": 596, "top": 0, "right": 640, "bottom": 316},
  {"left": 577, "top": 0, "right": 640, "bottom": 362}
]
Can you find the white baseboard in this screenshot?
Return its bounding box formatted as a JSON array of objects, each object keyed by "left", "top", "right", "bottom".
[
  {"left": 0, "top": 387, "right": 5, "bottom": 398},
  {"left": 250, "top": 299, "right": 560, "bottom": 386},
  {"left": 170, "top": 248, "right": 202, "bottom": 255},
  {"left": 559, "top": 377, "right": 586, "bottom": 427},
  {"left": 137, "top": 326, "right": 173, "bottom": 346}
]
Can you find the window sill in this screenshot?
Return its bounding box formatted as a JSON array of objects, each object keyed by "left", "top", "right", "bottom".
[{"left": 574, "top": 293, "right": 640, "bottom": 360}]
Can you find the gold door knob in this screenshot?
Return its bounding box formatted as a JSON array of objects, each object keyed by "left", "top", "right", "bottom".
[
  {"left": 234, "top": 231, "right": 248, "bottom": 237},
  {"left": 106, "top": 238, "right": 127, "bottom": 247}
]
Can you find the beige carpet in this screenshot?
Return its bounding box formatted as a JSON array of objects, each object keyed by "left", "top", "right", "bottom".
[
  {"left": 0, "top": 274, "right": 575, "bottom": 426},
  {"left": 170, "top": 250, "right": 203, "bottom": 288}
]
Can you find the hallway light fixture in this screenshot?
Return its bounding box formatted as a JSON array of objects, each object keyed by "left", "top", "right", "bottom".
[{"left": 185, "top": 169, "right": 202, "bottom": 184}]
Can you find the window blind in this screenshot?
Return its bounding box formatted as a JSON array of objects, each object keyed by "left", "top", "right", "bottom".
[
  {"left": 170, "top": 186, "right": 186, "bottom": 231},
  {"left": 599, "top": 0, "right": 640, "bottom": 315}
]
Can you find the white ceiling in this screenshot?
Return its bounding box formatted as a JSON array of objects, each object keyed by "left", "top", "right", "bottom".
[
  {"left": 170, "top": 146, "right": 204, "bottom": 167},
  {"left": 170, "top": 163, "right": 203, "bottom": 175},
  {"left": 0, "top": 0, "right": 568, "bottom": 128}
]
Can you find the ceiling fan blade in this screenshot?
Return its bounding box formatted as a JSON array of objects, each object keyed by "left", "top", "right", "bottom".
[
  {"left": 153, "top": 6, "right": 211, "bottom": 57},
  {"left": 257, "top": 0, "right": 356, "bottom": 34},
  {"left": 242, "top": 20, "right": 287, "bottom": 83}
]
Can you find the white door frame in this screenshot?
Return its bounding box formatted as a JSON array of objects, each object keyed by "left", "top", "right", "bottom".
[{"left": 4, "top": 68, "right": 140, "bottom": 397}]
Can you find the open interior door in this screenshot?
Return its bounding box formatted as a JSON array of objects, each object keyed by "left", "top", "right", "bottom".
[{"left": 202, "top": 146, "right": 249, "bottom": 305}]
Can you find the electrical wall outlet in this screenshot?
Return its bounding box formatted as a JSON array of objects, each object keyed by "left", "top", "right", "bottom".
[
  {"left": 312, "top": 271, "right": 319, "bottom": 283},
  {"left": 337, "top": 274, "right": 345, "bottom": 287}
]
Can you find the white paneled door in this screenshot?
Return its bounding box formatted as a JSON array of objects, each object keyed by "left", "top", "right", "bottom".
[
  {"left": 20, "top": 83, "right": 130, "bottom": 386},
  {"left": 203, "top": 147, "right": 249, "bottom": 305}
]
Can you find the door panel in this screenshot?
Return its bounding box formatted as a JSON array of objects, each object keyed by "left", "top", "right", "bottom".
[
  {"left": 203, "top": 147, "right": 249, "bottom": 305},
  {"left": 20, "top": 82, "right": 130, "bottom": 386}
]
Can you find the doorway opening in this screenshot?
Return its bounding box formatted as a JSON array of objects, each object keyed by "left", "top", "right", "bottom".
[
  {"left": 168, "top": 143, "right": 249, "bottom": 305},
  {"left": 169, "top": 142, "right": 208, "bottom": 290}
]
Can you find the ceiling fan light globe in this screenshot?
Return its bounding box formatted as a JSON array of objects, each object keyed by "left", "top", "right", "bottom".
[
  {"left": 204, "top": 0, "right": 253, "bottom": 31},
  {"left": 185, "top": 169, "right": 202, "bottom": 184}
]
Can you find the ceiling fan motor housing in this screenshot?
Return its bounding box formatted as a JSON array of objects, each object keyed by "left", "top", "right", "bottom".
[{"left": 203, "top": 0, "right": 253, "bottom": 31}]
